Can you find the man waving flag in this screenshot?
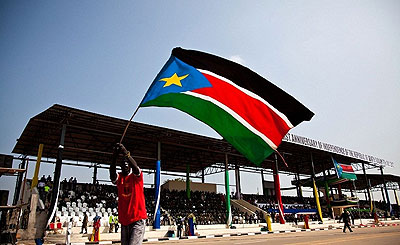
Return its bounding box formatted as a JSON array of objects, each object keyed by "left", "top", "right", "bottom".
[{"left": 140, "top": 48, "right": 314, "bottom": 165}]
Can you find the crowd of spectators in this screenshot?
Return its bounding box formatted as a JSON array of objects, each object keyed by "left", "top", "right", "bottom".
[
  {"left": 231, "top": 207, "right": 265, "bottom": 224},
  {"left": 58, "top": 179, "right": 118, "bottom": 211},
  {"left": 56, "top": 181, "right": 228, "bottom": 227},
  {"left": 27, "top": 177, "right": 399, "bottom": 230},
  {"left": 160, "top": 189, "right": 227, "bottom": 225},
  {"left": 55, "top": 181, "right": 346, "bottom": 228},
  {"left": 37, "top": 175, "right": 53, "bottom": 207},
  {"left": 243, "top": 194, "right": 315, "bottom": 210}
]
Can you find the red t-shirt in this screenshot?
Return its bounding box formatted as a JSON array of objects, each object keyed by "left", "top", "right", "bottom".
[{"left": 116, "top": 171, "right": 147, "bottom": 226}]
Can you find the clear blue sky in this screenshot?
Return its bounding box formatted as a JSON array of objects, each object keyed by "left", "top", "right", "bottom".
[{"left": 1, "top": 1, "right": 399, "bottom": 203}]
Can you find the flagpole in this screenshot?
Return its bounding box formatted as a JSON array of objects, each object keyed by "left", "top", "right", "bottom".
[
  {"left": 274, "top": 150, "right": 288, "bottom": 168},
  {"left": 119, "top": 105, "right": 140, "bottom": 144},
  {"left": 353, "top": 180, "right": 362, "bottom": 225}
]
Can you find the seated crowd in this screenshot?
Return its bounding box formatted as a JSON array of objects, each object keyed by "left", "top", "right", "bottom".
[
  {"left": 29, "top": 177, "right": 398, "bottom": 230},
  {"left": 243, "top": 194, "right": 315, "bottom": 210},
  {"left": 160, "top": 189, "right": 226, "bottom": 225},
  {"left": 53, "top": 181, "right": 325, "bottom": 227}
]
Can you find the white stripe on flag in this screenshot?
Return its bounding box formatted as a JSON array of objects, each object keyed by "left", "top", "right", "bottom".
[
  {"left": 198, "top": 69, "right": 294, "bottom": 129},
  {"left": 184, "top": 91, "right": 277, "bottom": 149}
]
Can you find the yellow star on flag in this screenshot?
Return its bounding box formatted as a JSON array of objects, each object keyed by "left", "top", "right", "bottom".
[{"left": 159, "top": 73, "right": 189, "bottom": 87}]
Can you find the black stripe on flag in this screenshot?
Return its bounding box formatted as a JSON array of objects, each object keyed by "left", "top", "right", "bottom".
[{"left": 172, "top": 47, "right": 314, "bottom": 126}]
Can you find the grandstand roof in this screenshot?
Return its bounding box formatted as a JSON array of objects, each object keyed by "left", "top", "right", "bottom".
[
  {"left": 12, "top": 104, "right": 390, "bottom": 175},
  {"left": 350, "top": 173, "right": 400, "bottom": 191},
  {"left": 293, "top": 173, "right": 400, "bottom": 191}
]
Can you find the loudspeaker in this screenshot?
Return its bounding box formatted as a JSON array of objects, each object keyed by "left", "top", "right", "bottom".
[
  {"left": 0, "top": 190, "right": 9, "bottom": 206},
  {"left": 0, "top": 154, "right": 13, "bottom": 168}
]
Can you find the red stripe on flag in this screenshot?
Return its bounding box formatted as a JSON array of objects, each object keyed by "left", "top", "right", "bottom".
[
  {"left": 193, "top": 73, "right": 290, "bottom": 147},
  {"left": 340, "top": 164, "right": 355, "bottom": 173}
]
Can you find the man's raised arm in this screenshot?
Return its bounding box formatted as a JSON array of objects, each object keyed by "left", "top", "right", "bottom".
[
  {"left": 110, "top": 144, "right": 120, "bottom": 183},
  {"left": 119, "top": 144, "right": 140, "bottom": 176}
]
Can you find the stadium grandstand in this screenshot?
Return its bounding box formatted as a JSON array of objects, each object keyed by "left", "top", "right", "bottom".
[{"left": 0, "top": 104, "right": 399, "bottom": 243}]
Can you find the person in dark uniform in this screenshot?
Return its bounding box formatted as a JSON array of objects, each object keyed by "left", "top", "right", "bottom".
[
  {"left": 80, "top": 212, "right": 88, "bottom": 234},
  {"left": 176, "top": 216, "right": 183, "bottom": 238},
  {"left": 350, "top": 211, "right": 354, "bottom": 225},
  {"left": 339, "top": 210, "right": 353, "bottom": 233}
]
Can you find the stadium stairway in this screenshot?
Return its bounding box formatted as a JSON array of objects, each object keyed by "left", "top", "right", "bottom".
[{"left": 231, "top": 199, "right": 270, "bottom": 222}]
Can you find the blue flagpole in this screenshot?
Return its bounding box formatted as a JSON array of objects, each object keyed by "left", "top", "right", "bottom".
[{"left": 153, "top": 160, "right": 161, "bottom": 229}]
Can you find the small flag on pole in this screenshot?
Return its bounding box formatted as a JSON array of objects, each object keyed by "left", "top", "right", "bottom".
[
  {"left": 332, "top": 157, "right": 357, "bottom": 180},
  {"left": 141, "top": 48, "right": 314, "bottom": 165}
]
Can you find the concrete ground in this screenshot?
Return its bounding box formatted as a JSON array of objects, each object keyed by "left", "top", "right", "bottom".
[
  {"left": 19, "top": 218, "right": 399, "bottom": 244},
  {"left": 145, "top": 226, "right": 400, "bottom": 245}
]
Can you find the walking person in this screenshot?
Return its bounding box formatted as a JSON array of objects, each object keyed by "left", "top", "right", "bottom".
[
  {"left": 114, "top": 215, "right": 119, "bottom": 233},
  {"left": 66, "top": 218, "right": 73, "bottom": 245},
  {"left": 91, "top": 215, "right": 101, "bottom": 242},
  {"left": 350, "top": 211, "right": 355, "bottom": 225},
  {"left": 176, "top": 216, "right": 183, "bottom": 238},
  {"left": 38, "top": 177, "right": 46, "bottom": 201},
  {"left": 109, "top": 213, "right": 115, "bottom": 233},
  {"left": 339, "top": 210, "right": 353, "bottom": 233},
  {"left": 110, "top": 143, "right": 147, "bottom": 245},
  {"left": 81, "top": 212, "right": 88, "bottom": 234}
]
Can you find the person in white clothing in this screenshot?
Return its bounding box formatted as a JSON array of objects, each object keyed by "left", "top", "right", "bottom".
[{"left": 66, "top": 218, "right": 72, "bottom": 245}]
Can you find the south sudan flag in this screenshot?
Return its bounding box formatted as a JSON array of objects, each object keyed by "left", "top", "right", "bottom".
[
  {"left": 332, "top": 157, "right": 357, "bottom": 180},
  {"left": 141, "top": 47, "right": 314, "bottom": 165}
]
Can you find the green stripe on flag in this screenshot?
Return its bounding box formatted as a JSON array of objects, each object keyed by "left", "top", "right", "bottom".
[
  {"left": 341, "top": 172, "right": 357, "bottom": 180},
  {"left": 141, "top": 93, "right": 274, "bottom": 165}
]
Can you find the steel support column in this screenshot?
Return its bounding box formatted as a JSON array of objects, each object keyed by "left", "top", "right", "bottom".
[
  {"left": 322, "top": 168, "right": 331, "bottom": 205},
  {"left": 322, "top": 168, "right": 332, "bottom": 218},
  {"left": 380, "top": 166, "right": 391, "bottom": 214},
  {"left": 295, "top": 166, "right": 304, "bottom": 204},
  {"left": 310, "top": 153, "right": 323, "bottom": 222},
  {"left": 235, "top": 164, "right": 241, "bottom": 199},
  {"left": 13, "top": 157, "right": 26, "bottom": 205},
  {"left": 261, "top": 169, "right": 265, "bottom": 196},
  {"left": 92, "top": 163, "right": 98, "bottom": 185},
  {"left": 381, "top": 187, "right": 386, "bottom": 204},
  {"left": 273, "top": 154, "right": 285, "bottom": 224},
  {"left": 153, "top": 141, "right": 161, "bottom": 229},
  {"left": 362, "top": 162, "right": 372, "bottom": 211},
  {"left": 225, "top": 154, "right": 232, "bottom": 226},
  {"left": 47, "top": 123, "right": 66, "bottom": 225}
]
